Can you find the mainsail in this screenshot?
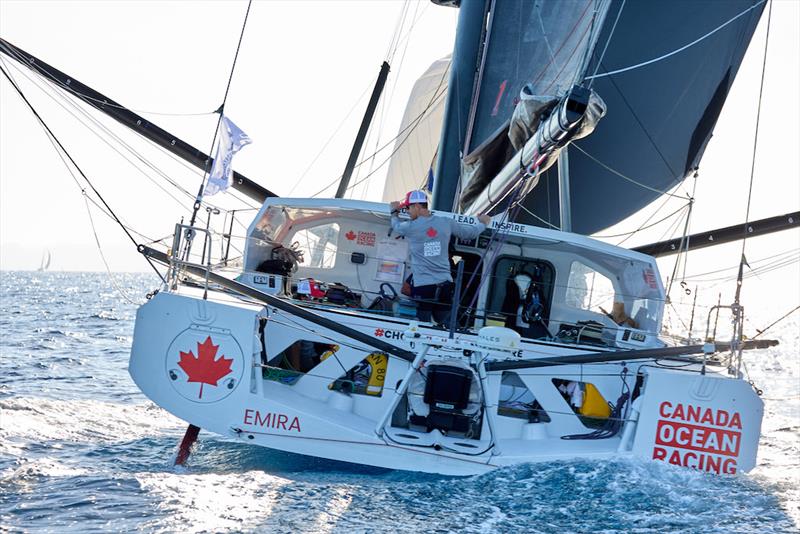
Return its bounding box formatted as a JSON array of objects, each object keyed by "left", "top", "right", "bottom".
[{"left": 431, "top": 0, "right": 766, "bottom": 234}]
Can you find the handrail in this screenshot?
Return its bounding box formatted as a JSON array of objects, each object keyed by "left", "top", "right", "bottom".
[{"left": 139, "top": 244, "right": 418, "bottom": 363}]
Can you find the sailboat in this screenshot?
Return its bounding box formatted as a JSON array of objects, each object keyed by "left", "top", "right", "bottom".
[
  {"left": 37, "top": 249, "right": 51, "bottom": 272},
  {"left": 1, "top": 0, "right": 797, "bottom": 476}
]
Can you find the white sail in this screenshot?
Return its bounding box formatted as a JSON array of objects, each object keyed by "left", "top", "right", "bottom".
[
  {"left": 37, "top": 250, "right": 51, "bottom": 271},
  {"left": 381, "top": 56, "right": 450, "bottom": 202}
]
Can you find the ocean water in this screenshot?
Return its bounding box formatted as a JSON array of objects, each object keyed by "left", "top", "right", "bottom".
[{"left": 1, "top": 271, "right": 797, "bottom": 533}]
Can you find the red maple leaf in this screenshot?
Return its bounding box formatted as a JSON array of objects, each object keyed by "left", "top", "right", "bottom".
[
  {"left": 345, "top": 230, "right": 356, "bottom": 240},
  {"left": 178, "top": 336, "right": 233, "bottom": 399},
  {"left": 374, "top": 328, "right": 384, "bottom": 337},
  {"left": 426, "top": 227, "right": 437, "bottom": 238}
]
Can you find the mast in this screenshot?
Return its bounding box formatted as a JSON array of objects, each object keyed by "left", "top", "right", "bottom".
[
  {"left": 0, "top": 38, "right": 275, "bottom": 203},
  {"left": 431, "top": 0, "right": 488, "bottom": 211},
  {"left": 336, "top": 61, "right": 390, "bottom": 198}
]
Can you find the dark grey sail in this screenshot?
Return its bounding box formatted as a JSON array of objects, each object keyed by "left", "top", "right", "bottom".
[{"left": 432, "top": 0, "right": 766, "bottom": 235}]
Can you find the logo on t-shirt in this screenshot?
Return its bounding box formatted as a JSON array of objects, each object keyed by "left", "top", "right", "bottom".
[
  {"left": 424, "top": 241, "right": 441, "bottom": 257},
  {"left": 426, "top": 227, "right": 437, "bottom": 238}
]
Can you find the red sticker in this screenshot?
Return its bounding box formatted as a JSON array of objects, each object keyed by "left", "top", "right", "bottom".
[
  {"left": 357, "top": 231, "right": 376, "bottom": 246},
  {"left": 178, "top": 336, "right": 233, "bottom": 399}
]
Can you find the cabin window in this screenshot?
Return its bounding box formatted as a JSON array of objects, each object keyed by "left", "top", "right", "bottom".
[
  {"left": 263, "top": 339, "right": 338, "bottom": 385},
  {"left": 565, "top": 261, "right": 615, "bottom": 313},
  {"left": 487, "top": 256, "right": 555, "bottom": 338},
  {"left": 292, "top": 223, "right": 339, "bottom": 269},
  {"left": 498, "top": 372, "right": 550, "bottom": 422}
]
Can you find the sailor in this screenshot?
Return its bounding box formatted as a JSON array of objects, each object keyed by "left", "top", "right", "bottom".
[{"left": 389, "top": 190, "right": 490, "bottom": 324}]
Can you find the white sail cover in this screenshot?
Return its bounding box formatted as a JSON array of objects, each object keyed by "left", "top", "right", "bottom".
[{"left": 381, "top": 56, "right": 450, "bottom": 202}]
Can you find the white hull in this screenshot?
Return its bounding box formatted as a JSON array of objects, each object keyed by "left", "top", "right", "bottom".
[{"left": 130, "top": 288, "right": 762, "bottom": 476}]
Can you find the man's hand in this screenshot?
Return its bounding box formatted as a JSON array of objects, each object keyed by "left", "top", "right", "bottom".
[
  {"left": 390, "top": 201, "right": 401, "bottom": 212},
  {"left": 478, "top": 214, "right": 491, "bottom": 225}
]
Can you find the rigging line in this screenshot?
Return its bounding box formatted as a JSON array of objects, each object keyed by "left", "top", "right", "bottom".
[
  {"left": 82, "top": 194, "right": 143, "bottom": 306},
  {"left": 689, "top": 254, "right": 799, "bottom": 284},
  {"left": 32, "top": 98, "right": 159, "bottom": 244},
  {"left": 42, "top": 124, "right": 158, "bottom": 244},
  {"left": 392, "top": 1, "right": 432, "bottom": 54},
  {"left": 587, "top": 0, "right": 625, "bottom": 88},
  {"left": 585, "top": 0, "right": 767, "bottom": 80},
  {"left": 614, "top": 192, "right": 684, "bottom": 247},
  {"left": 309, "top": 80, "right": 448, "bottom": 197},
  {"left": 390, "top": 1, "right": 412, "bottom": 64},
  {"left": 573, "top": 0, "right": 606, "bottom": 86},
  {"left": 385, "top": 0, "right": 411, "bottom": 64},
  {"left": 0, "top": 43, "right": 216, "bottom": 118},
  {"left": 571, "top": 144, "right": 689, "bottom": 200},
  {"left": 681, "top": 248, "right": 799, "bottom": 279},
  {"left": 191, "top": 0, "right": 253, "bottom": 226},
  {"left": 528, "top": 0, "right": 594, "bottom": 89},
  {"left": 515, "top": 203, "right": 561, "bottom": 230},
  {"left": 535, "top": 3, "right": 558, "bottom": 68},
  {"left": 286, "top": 82, "right": 373, "bottom": 196},
  {"left": 457, "top": 167, "right": 540, "bottom": 330},
  {"left": 664, "top": 203, "right": 692, "bottom": 298},
  {"left": 1, "top": 54, "right": 257, "bottom": 214},
  {"left": 753, "top": 305, "right": 800, "bottom": 339},
  {"left": 540, "top": 16, "right": 595, "bottom": 96},
  {"left": 361, "top": 0, "right": 423, "bottom": 200},
  {"left": 666, "top": 302, "right": 690, "bottom": 334},
  {"left": 313, "top": 86, "right": 448, "bottom": 197},
  {"left": 679, "top": 174, "right": 700, "bottom": 284},
  {"left": 652, "top": 198, "right": 691, "bottom": 245},
  {"left": 592, "top": 202, "right": 688, "bottom": 239},
  {"left": 0, "top": 64, "right": 166, "bottom": 282},
  {"left": 609, "top": 74, "right": 684, "bottom": 184},
  {"left": 739, "top": 0, "right": 773, "bottom": 271},
  {"left": 2, "top": 57, "right": 198, "bottom": 212}
]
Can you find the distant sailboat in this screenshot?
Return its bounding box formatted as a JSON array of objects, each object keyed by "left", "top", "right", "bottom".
[{"left": 37, "top": 250, "right": 51, "bottom": 272}]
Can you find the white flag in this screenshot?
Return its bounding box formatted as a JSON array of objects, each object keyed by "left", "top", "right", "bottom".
[{"left": 205, "top": 116, "right": 252, "bottom": 196}]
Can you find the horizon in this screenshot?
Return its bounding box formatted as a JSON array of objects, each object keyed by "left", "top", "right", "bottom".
[{"left": 1, "top": 0, "right": 797, "bottom": 315}]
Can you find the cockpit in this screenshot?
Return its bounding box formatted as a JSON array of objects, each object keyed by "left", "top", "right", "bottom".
[{"left": 239, "top": 198, "right": 665, "bottom": 349}]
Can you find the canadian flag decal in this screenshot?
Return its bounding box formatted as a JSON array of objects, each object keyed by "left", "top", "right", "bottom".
[{"left": 178, "top": 336, "right": 233, "bottom": 399}]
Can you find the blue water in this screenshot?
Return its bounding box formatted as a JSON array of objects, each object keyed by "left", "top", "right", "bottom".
[{"left": 1, "top": 272, "right": 798, "bottom": 533}]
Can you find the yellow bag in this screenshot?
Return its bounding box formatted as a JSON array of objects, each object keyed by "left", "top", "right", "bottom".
[
  {"left": 579, "top": 383, "right": 611, "bottom": 418},
  {"left": 365, "top": 352, "right": 388, "bottom": 396}
]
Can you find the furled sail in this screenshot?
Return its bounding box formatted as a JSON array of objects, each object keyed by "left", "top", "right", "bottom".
[{"left": 431, "top": 0, "right": 766, "bottom": 234}]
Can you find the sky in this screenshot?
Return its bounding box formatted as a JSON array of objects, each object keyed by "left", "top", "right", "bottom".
[{"left": 1, "top": 0, "right": 798, "bottom": 318}]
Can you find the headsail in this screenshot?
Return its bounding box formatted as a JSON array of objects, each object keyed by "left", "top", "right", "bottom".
[
  {"left": 382, "top": 56, "right": 450, "bottom": 202},
  {"left": 431, "top": 0, "right": 766, "bottom": 234}
]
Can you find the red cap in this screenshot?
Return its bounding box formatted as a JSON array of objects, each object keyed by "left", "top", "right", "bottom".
[{"left": 399, "top": 190, "right": 428, "bottom": 208}]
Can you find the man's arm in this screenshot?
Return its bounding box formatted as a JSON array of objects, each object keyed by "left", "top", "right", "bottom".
[
  {"left": 451, "top": 214, "right": 491, "bottom": 240},
  {"left": 389, "top": 201, "right": 410, "bottom": 235}
]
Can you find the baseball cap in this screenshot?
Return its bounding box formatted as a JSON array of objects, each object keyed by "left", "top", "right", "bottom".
[{"left": 399, "top": 190, "right": 428, "bottom": 208}]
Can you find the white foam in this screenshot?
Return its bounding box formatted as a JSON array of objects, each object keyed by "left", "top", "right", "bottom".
[
  {"left": 0, "top": 397, "right": 182, "bottom": 447},
  {"left": 135, "top": 471, "right": 292, "bottom": 532}
]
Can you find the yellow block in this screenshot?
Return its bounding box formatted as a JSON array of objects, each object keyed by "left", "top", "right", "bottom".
[
  {"left": 365, "top": 352, "right": 388, "bottom": 396},
  {"left": 579, "top": 383, "right": 611, "bottom": 418}
]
